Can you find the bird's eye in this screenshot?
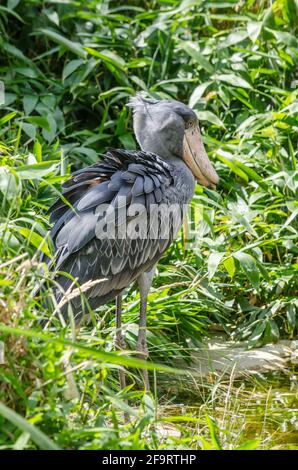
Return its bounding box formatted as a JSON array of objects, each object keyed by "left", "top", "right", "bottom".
[{"left": 185, "top": 119, "right": 196, "bottom": 129}]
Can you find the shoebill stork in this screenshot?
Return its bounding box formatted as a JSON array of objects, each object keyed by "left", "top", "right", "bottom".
[{"left": 47, "top": 96, "right": 219, "bottom": 391}]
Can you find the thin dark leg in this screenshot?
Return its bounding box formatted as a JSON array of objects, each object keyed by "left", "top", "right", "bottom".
[
  {"left": 115, "top": 294, "right": 126, "bottom": 391},
  {"left": 136, "top": 295, "right": 149, "bottom": 391},
  {"left": 137, "top": 267, "right": 156, "bottom": 392}
]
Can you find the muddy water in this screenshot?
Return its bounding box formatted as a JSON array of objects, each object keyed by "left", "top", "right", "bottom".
[{"left": 159, "top": 366, "right": 298, "bottom": 449}]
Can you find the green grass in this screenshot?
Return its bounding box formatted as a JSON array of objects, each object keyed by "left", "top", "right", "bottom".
[{"left": 0, "top": 0, "right": 297, "bottom": 450}]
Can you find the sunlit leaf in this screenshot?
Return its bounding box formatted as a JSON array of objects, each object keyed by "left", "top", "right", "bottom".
[
  {"left": 189, "top": 82, "right": 212, "bottom": 108},
  {"left": 249, "top": 322, "right": 265, "bottom": 342},
  {"left": 208, "top": 252, "right": 224, "bottom": 280},
  {"left": 213, "top": 73, "right": 252, "bottom": 89},
  {"left": 15, "top": 161, "right": 59, "bottom": 179},
  {"left": 223, "top": 257, "right": 236, "bottom": 278},
  {"left": 247, "top": 21, "right": 262, "bottom": 42},
  {"left": 233, "top": 252, "right": 260, "bottom": 287},
  {"left": 17, "top": 227, "right": 51, "bottom": 257},
  {"left": 195, "top": 110, "right": 225, "bottom": 127}
]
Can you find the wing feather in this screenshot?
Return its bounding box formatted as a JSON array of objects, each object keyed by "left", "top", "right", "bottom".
[{"left": 48, "top": 149, "right": 178, "bottom": 318}]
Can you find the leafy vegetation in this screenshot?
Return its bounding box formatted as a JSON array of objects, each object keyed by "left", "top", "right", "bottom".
[{"left": 0, "top": 0, "right": 297, "bottom": 450}]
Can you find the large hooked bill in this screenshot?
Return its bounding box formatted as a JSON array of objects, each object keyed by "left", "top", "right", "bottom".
[{"left": 183, "top": 125, "right": 219, "bottom": 188}]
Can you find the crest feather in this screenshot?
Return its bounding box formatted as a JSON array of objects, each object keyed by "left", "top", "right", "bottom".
[{"left": 127, "top": 94, "right": 159, "bottom": 111}]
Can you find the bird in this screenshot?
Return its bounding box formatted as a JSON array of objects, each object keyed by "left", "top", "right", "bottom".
[{"left": 44, "top": 95, "right": 219, "bottom": 391}]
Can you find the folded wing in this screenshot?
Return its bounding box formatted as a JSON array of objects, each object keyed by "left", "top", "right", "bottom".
[{"left": 48, "top": 149, "right": 180, "bottom": 318}]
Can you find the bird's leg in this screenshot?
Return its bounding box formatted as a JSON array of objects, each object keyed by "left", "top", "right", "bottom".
[
  {"left": 137, "top": 296, "right": 149, "bottom": 392},
  {"left": 137, "top": 267, "right": 156, "bottom": 392},
  {"left": 115, "top": 293, "right": 127, "bottom": 391}
]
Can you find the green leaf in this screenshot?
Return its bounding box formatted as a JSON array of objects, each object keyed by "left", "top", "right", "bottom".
[
  {"left": 216, "top": 151, "right": 249, "bottom": 182},
  {"left": 223, "top": 256, "right": 236, "bottom": 278},
  {"left": 195, "top": 110, "right": 225, "bottom": 128},
  {"left": 73, "top": 146, "right": 98, "bottom": 163},
  {"left": 3, "top": 42, "right": 34, "bottom": 65},
  {"left": 23, "top": 95, "right": 38, "bottom": 115},
  {"left": 0, "top": 279, "right": 13, "bottom": 286},
  {"left": 233, "top": 252, "right": 260, "bottom": 287},
  {"left": 0, "top": 112, "right": 17, "bottom": 126},
  {"left": 268, "top": 320, "right": 280, "bottom": 342},
  {"left": 247, "top": 21, "right": 262, "bottom": 42},
  {"left": 85, "top": 47, "right": 126, "bottom": 69},
  {"left": 7, "top": 0, "right": 21, "bottom": 9},
  {"left": 249, "top": 322, "right": 265, "bottom": 342},
  {"left": 17, "top": 227, "right": 51, "bottom": 257},
  {"left": 267, "top": 28, "right": 298, "bottom": 48},
  {"left": 213, "top": 73, "right": 252, "bottom": 89},
  {"left": 20, "top": 122, "right": 36, "bottom": 140},
  {"left": 0, "top": 167, "right": 20, "bottom": 200},
  {"left": 33, "top": 140, "right": 42, "bottom": 163},
  {"left": 208, "top": 252, "right": 224, "bottom": 280},
  {"left": 119, "top": 133, "right": 136, "bottom": 150},
  {"left": 189, "top": 82, "right": 212, "bottom": 108},
  {"left": 15, "top": 161, "right": 59, "bottom": 179},
  {"left": 286, "top": 304, "right": 296, "bottom": 329},
  {"left": 235, "top": 439, "right": 260, "bottom": 450},
  {"left": 62, "top": 59, "right": 84, "bottom": 80},
  {"left": 41, "top": 114, "right": 57, "bottom": 143},
  {"left": 205, "top": 415, "right": 222, "bottom": 450},
  {"left": 37, "top": 28, "right": 87, "bottom": 59},
  {"left": 14, "top": 67, "right": 37, "bottom": 78},
  {"left": 180, "top": 42, "right": 214, "bottom": 73},
  {"left": 0, "top": 324, "right": 187, "bottom": 376},
  {"left": 0, "top": 402, "right": 60, "bottom": 450},
  {"left": 25, "top": 116, "right": 50, "bottom": 131},
  {"left": 232, "top": 160, "right": 269, "bottom": 190},
  {"left": 219, "top": 29, "right": 249, "bottom": 48},
  {"left": 44, "top": 8, "right": 59, "bottom": 26}
]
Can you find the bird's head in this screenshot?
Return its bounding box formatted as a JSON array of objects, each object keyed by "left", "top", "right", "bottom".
[{"left": 128, "top": 95, "right": 219, "bottom": 188}]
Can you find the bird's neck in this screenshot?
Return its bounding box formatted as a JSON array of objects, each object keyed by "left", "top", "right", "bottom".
[
  {"left": 135, "top": 117, "right": 183, "bottom": 161},
  {"left": 169, "top": 156, "right": 196, "bottom": 204},
  {"left": 140, "top": 138, "right": 175, "bottom": 161},
  {"left": 137, "top": 133, "right": 196, "bottom": 202}
]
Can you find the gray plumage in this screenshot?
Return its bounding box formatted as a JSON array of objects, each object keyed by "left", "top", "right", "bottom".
[
  {"left": 48, "top": 148, "right": 194, "bottom": 320},
  {"left": 45, "top": 95, "right": 218, "bottom": 336}
]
